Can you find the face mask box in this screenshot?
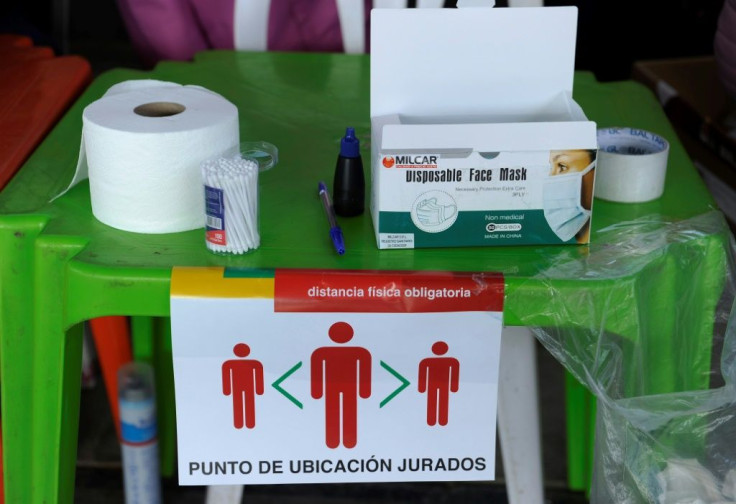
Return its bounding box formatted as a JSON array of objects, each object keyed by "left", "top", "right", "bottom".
[{"left": 370, "top": 6, "right": 598, "bottom": 249}]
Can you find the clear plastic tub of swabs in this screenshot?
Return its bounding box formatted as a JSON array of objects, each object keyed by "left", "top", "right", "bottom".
[{"left": 201, "top": 141, "right": 278, "bottom": 255}]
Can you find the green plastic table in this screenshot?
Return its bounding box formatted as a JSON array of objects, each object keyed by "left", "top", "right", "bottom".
[{"left": 0, "top": 51, "right": 729, "bottom": 503}]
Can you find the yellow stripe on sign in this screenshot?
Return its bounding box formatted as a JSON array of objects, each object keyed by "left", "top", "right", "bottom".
[{"left": 171, "top": 267, "right": 275, "bottom": 298}]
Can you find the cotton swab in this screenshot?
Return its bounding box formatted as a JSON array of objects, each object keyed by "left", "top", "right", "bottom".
[{"left": 202, "top": 156, "right": 260, "bottom": 254}]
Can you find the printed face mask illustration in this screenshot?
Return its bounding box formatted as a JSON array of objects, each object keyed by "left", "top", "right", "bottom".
[
  {"left": 415, "top": 198, "right": 457, "bottom": 227},
  {"left": 543, "top": 161, "right": 595, "bottom": 242}
]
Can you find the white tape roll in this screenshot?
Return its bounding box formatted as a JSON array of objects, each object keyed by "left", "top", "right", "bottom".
[
  {"left": 63, "top": 80, "right": 240, "bottom": 233},
  {"left": 595, "top": 127, "right": 669, "bottom": 203}
]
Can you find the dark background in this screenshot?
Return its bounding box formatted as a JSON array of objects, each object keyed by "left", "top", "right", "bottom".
[{"left": 0, "top": 0, "right": 727, "bottom": 79}]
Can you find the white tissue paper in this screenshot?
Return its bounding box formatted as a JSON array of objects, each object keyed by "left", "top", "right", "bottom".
[
  {"left": 64, "top": 80, "right": 240, "bottom": 233},
  {"left": 655, "top": 458, "right": 732, "bottom": 504},
  {"left": 722, "top": 469, "right": 736, "bottom": 500}
]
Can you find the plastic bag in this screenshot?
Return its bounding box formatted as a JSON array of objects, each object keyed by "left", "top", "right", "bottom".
[{"left": 528, "top": 211, "right": 736, "bottom": 503}]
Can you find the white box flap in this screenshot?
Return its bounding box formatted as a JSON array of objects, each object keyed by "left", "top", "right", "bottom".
[
  {"left": 371, "top": 7, "right": 579, "bottom": 118},
  {"left": 375, "top": 118, "right": 597, "bottom": 152},
  {"left": 373, "top": 90, "right": 597, "bottom": 152}
]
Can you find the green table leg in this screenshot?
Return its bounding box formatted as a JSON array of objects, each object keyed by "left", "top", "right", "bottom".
[
  {"left": 565, "top": 372, "right": 593, "bottom": 492},
  {"left": 0, "top": 216, "right": 42, "bottom": 503},
  {"left": 0, "top": 217, "right": 86, "bottom": 504},
  {"left": 154, "top": 317, "right": 176, "bottom": 478},
  {"left": 621, "top": 233, "right": 725, "bottom": 399},
  {"left": 131, "top": 316, "right": 154, "bottom": 362}
]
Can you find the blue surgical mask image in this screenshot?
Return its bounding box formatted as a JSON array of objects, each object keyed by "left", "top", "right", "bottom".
[{"left": 543, "top": 161, "right": 595, "bottom": 242}]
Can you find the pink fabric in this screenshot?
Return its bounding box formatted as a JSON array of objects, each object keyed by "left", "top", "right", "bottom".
[
  {"left": 116, "top": 0, "right": 372, "bottom": 67},
  {"left": 115, "top": 0, "right": 216, "bottom": 67},
  {"left": 189, "top": 0, "right": 236, "bottom": 50},
  {"left": 268, "top": 0, "right": 372, "bottom": 53}
]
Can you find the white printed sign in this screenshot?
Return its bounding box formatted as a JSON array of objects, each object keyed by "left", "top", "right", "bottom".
[{"left": 171, "top": 268, "right": 504, "bottom": 485}]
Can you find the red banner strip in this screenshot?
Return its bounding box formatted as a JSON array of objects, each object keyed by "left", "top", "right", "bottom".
[{"left": 274, "top": 269, "right": 504, "bottom": 313}]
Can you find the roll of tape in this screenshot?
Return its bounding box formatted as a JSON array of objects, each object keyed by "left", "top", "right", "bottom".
[
  {"left": 595, "top": 127, "right": 669, "bottom": 203},
  {"left": 60, "top": 80, "right": 240, "bottom": 233}
]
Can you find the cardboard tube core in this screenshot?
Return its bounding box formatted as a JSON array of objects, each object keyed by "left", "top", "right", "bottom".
[{"left": 134, "top": 102, "right": 186, "bottom": 117}]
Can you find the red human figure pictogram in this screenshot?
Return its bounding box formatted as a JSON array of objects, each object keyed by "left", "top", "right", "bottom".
[
  {"left": 418, "top": 341, "right": 459, "bottom": 426},
  {"left": 311, "top": 322, "right": 371, "bottom": 449},
  {"left": 222, "top": 343, "right": 264, "bottom": 429}
]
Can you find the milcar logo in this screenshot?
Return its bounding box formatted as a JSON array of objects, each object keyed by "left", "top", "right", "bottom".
[{"left": 382, "top": 155, "right": 438, "bottom": 168}]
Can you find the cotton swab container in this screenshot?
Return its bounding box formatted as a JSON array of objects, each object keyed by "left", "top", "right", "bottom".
[{"left": 201, "top": 142, "right": 278, "bottom": 255}]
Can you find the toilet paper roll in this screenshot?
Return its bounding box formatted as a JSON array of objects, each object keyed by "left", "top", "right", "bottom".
[
  {"left": 64, "top": 80, "right": 240, "bottom": 233},
  {"left": 594, "top": 127, "right": 669, "bottom": 203}
]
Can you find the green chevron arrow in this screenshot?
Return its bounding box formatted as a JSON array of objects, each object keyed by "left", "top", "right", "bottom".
[
  {"left": 272, "top": 361, "right": 303, "bottom": 409},
  {"left": 380, "top": 361, "right": 410, "bottom": 408}
]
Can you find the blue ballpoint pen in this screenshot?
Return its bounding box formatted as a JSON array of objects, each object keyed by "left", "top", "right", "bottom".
[{"left": 318, "top": 182, "right": 346, "bottom": 255}]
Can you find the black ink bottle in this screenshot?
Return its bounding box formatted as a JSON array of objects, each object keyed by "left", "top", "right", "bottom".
[{"left": 333, "top": 127, "right": 365, "bottom": 217}]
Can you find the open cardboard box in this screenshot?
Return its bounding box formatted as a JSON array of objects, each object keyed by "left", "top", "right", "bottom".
[{"left": 370, "top": 6, "right": 597, "bottom": 249}]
